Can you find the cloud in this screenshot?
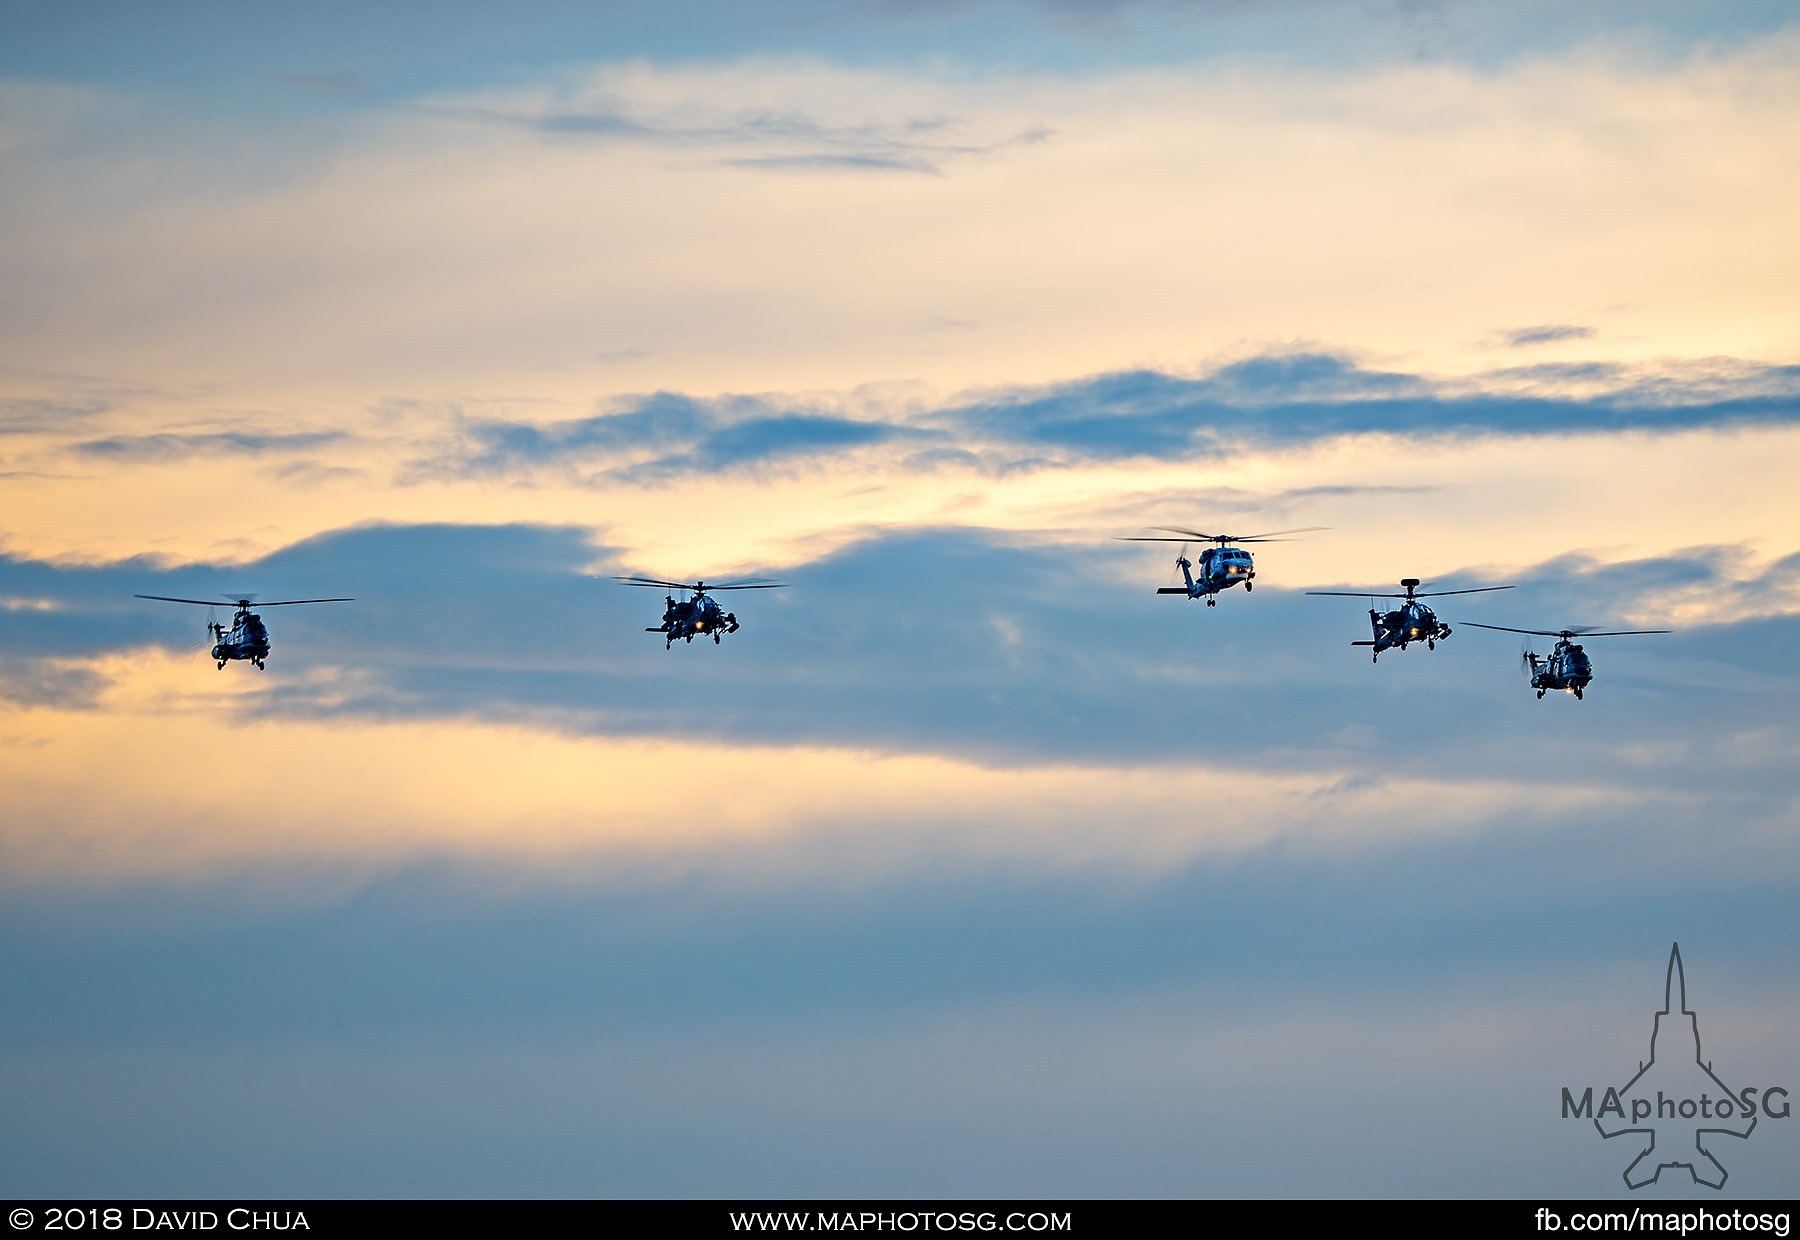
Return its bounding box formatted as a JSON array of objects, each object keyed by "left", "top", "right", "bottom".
[
  {"left": 436, "top": 395, "right": 937, "bottom": 482},
  {"left": 415, "top": 353, "right": 1800, "bottom": 488},
  {"left": 1496, "top": 324, "right": 1596, "bottom": 348},
  {"left": 432, "top": 86, "right": 1053, "bottom": 176},
  {"left": 70, "top": 431, "right": 348, "bottom": 462},
  {"left": 0, "top": 396, "right": 113, "bottom": 435},
  {"left": 939, "top": 353, "right": 1800, "bottom": 462},
  {"left": 10, "top": 40, "right": 1799, "bottom": 403}
]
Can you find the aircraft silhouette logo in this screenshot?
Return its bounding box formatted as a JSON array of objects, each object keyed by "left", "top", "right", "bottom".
[{"left": 1590, "top": 944, "right": 1756, "bottom": 1189}]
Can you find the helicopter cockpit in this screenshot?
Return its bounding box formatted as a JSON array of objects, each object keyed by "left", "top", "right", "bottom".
[{"left": 1211, "top": 547, "right": 1253, "bottom": 575}]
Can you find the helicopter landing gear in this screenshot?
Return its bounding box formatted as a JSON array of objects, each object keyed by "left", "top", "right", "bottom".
[
  {"left": 1427, "top": 639, "right": 1435, "bottom": 650},
  {"left": 713, "top": 632, "right": 720, "bottom": 644},
  {"left": 1572, "top": 687, "right": 1583, "bottom": 700},
  {"left": 1244, "top": 581, "right": 1252, "bottom": 592},
  {"left": 1205, "top": 597, "right": 1215, "bottom": 607},
  {"left": 1537, "top": 689, "right": 1545, "bottom": 699},
  {"left": 217, "top": 660, "right": 227, "bottom": 670}
]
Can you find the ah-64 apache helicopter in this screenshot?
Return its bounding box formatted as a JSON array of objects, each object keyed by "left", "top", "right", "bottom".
[
  {"left": 1460, "top": 622, "right": 1670, "bottom": 699},
  {"left": 1118, "top": 527, "right": 1326, "bottom": 606},
  {"left": 615, "top": 576, "right": 786, "bottom": 648},
  {"left": 1306, "top": 577, "right": 1514, "bottom": 661},
  {"left": 134, "top": 594, "right": 353, "bottom": 669}
]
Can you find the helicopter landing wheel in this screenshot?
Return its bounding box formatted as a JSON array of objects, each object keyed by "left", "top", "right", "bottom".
[
  {"left": 1537, "top": 689, "right": 1545, "bottom": 699},
  {"left": 1206, "top": 597, "right": 1215, "bottom": 607},
  {"left": 1244, "top": 581, "right": 1252, "bottom": 592},
  {"left": 1428, "top": 639, "right": 1435, "bottom": 650},
  {"left": 713, "top": 632, "right": 720, "bottom": 644},
  {"left": 1371, "top": 651, "right": 1378, "bottom": 664},
  {"left": 217, "top": 661, "right": 226, "bottom": 670},
  {"left": 1573, "top": 688, "right": 1583, "bottom": 700}
]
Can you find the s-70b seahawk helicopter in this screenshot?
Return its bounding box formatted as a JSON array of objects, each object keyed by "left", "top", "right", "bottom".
[
  {"left": 1306, "top": 577, "right": 1514, "bottom": 661},
  {"left": 1461, "top": 622, "right": 1670, "bottom": 699},
  {"left": 134, "top": 594, "right": 353, "bottom": 669},
  {"left": 1118, "top": 527, "right": 1326, "bottom": 606},
  {"left": 615, "top": 576, "right": 785, "bottom": 648}
]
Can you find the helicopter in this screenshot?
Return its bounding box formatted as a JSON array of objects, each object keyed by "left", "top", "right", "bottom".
[
  {"left": 1118, "top": 527, "right": 1327, "bottom": 606},
  {"left": 134, "top": 594, "right": 353, "bottom": 669},
  {"left": 615, "top": 576, "right": 786, "bottom": 648},
  {"left": 1306, "top": 577, "right": 1514, "bottom": 661},
  {"left": 1460, "top": 622, "right": 1670, "bottom": 699}
]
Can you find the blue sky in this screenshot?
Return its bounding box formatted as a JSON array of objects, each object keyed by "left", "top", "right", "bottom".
[{"left": 2, "top": 1, "right": 1798, "bottom": 1200}]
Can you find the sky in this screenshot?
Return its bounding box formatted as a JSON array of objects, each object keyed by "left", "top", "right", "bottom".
[{"left": 2, "top": 0, "right": 1798, "bottom": 1200}]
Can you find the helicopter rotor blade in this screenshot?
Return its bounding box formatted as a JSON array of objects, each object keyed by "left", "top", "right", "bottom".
[
  {"left": 247, "top": 598, "right": 354, "bottom": 607},
  {"left": 136, "top": 594, "right": 234, "bottom": 607},
  {"left": 1461, "top": 621, "right": 1671, "bottom": 639},
  {"left": 615, "top": 572, "right": 784, "bottom": 586},
  {"left": 1213, "top": 526, "right": 1330, "bottom": 541},
  {"left": 135, "top": 594, "right": 351, "bottom": 607},
  {"left": 1123, "top": 525, "right": 1327, "bottom": 544},
  {"left": 614, "top": 576, "right": 785, "bottom": 591},
  {"left": 1407, "top": 585, "right": 1517, "bottom": 598}
]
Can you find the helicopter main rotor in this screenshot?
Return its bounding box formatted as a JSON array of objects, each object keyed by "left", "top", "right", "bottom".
[
  {"left": 135, "top": 594, "right": 355, "bottom": 609},
  {"left": 1460, "top": 622, "right": 1671, "bottom": 639},
  {"left": 1305, "top": 578, "right": 1516, "bottom": 601},
  {"left": 1118, "top": 526, "right": 1328, "bottom": 545},
  {"left": 613, "top": 576, "right": 787, "bottom": 595}
]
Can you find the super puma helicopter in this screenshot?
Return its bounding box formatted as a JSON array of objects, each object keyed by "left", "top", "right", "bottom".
[
  {"left": 134, "top": 594, "right": 353, "bottom": 669},
  {"left": 1119, "top": 526, "right": 1326, "bottom": 606},
  {"left": 1460, "top": 622, "right": 1670, "bottom": 699}
]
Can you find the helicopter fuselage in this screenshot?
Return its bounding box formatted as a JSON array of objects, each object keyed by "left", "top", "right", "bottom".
[
  {"left": 1158, "top": 547, "right": 1256, "bottom": 606},
  {"left": 1528, "top": 639, "right": 1594, "bottom": 698},
  {"left": 1360, "top": 600, "right": 1451, "bottom": 658},
  {"left": 210, "top": 610, "right": 271, "bottom": 668},
  {"left": 649, "top": 592, "right": 739, "bottom": 647}
]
